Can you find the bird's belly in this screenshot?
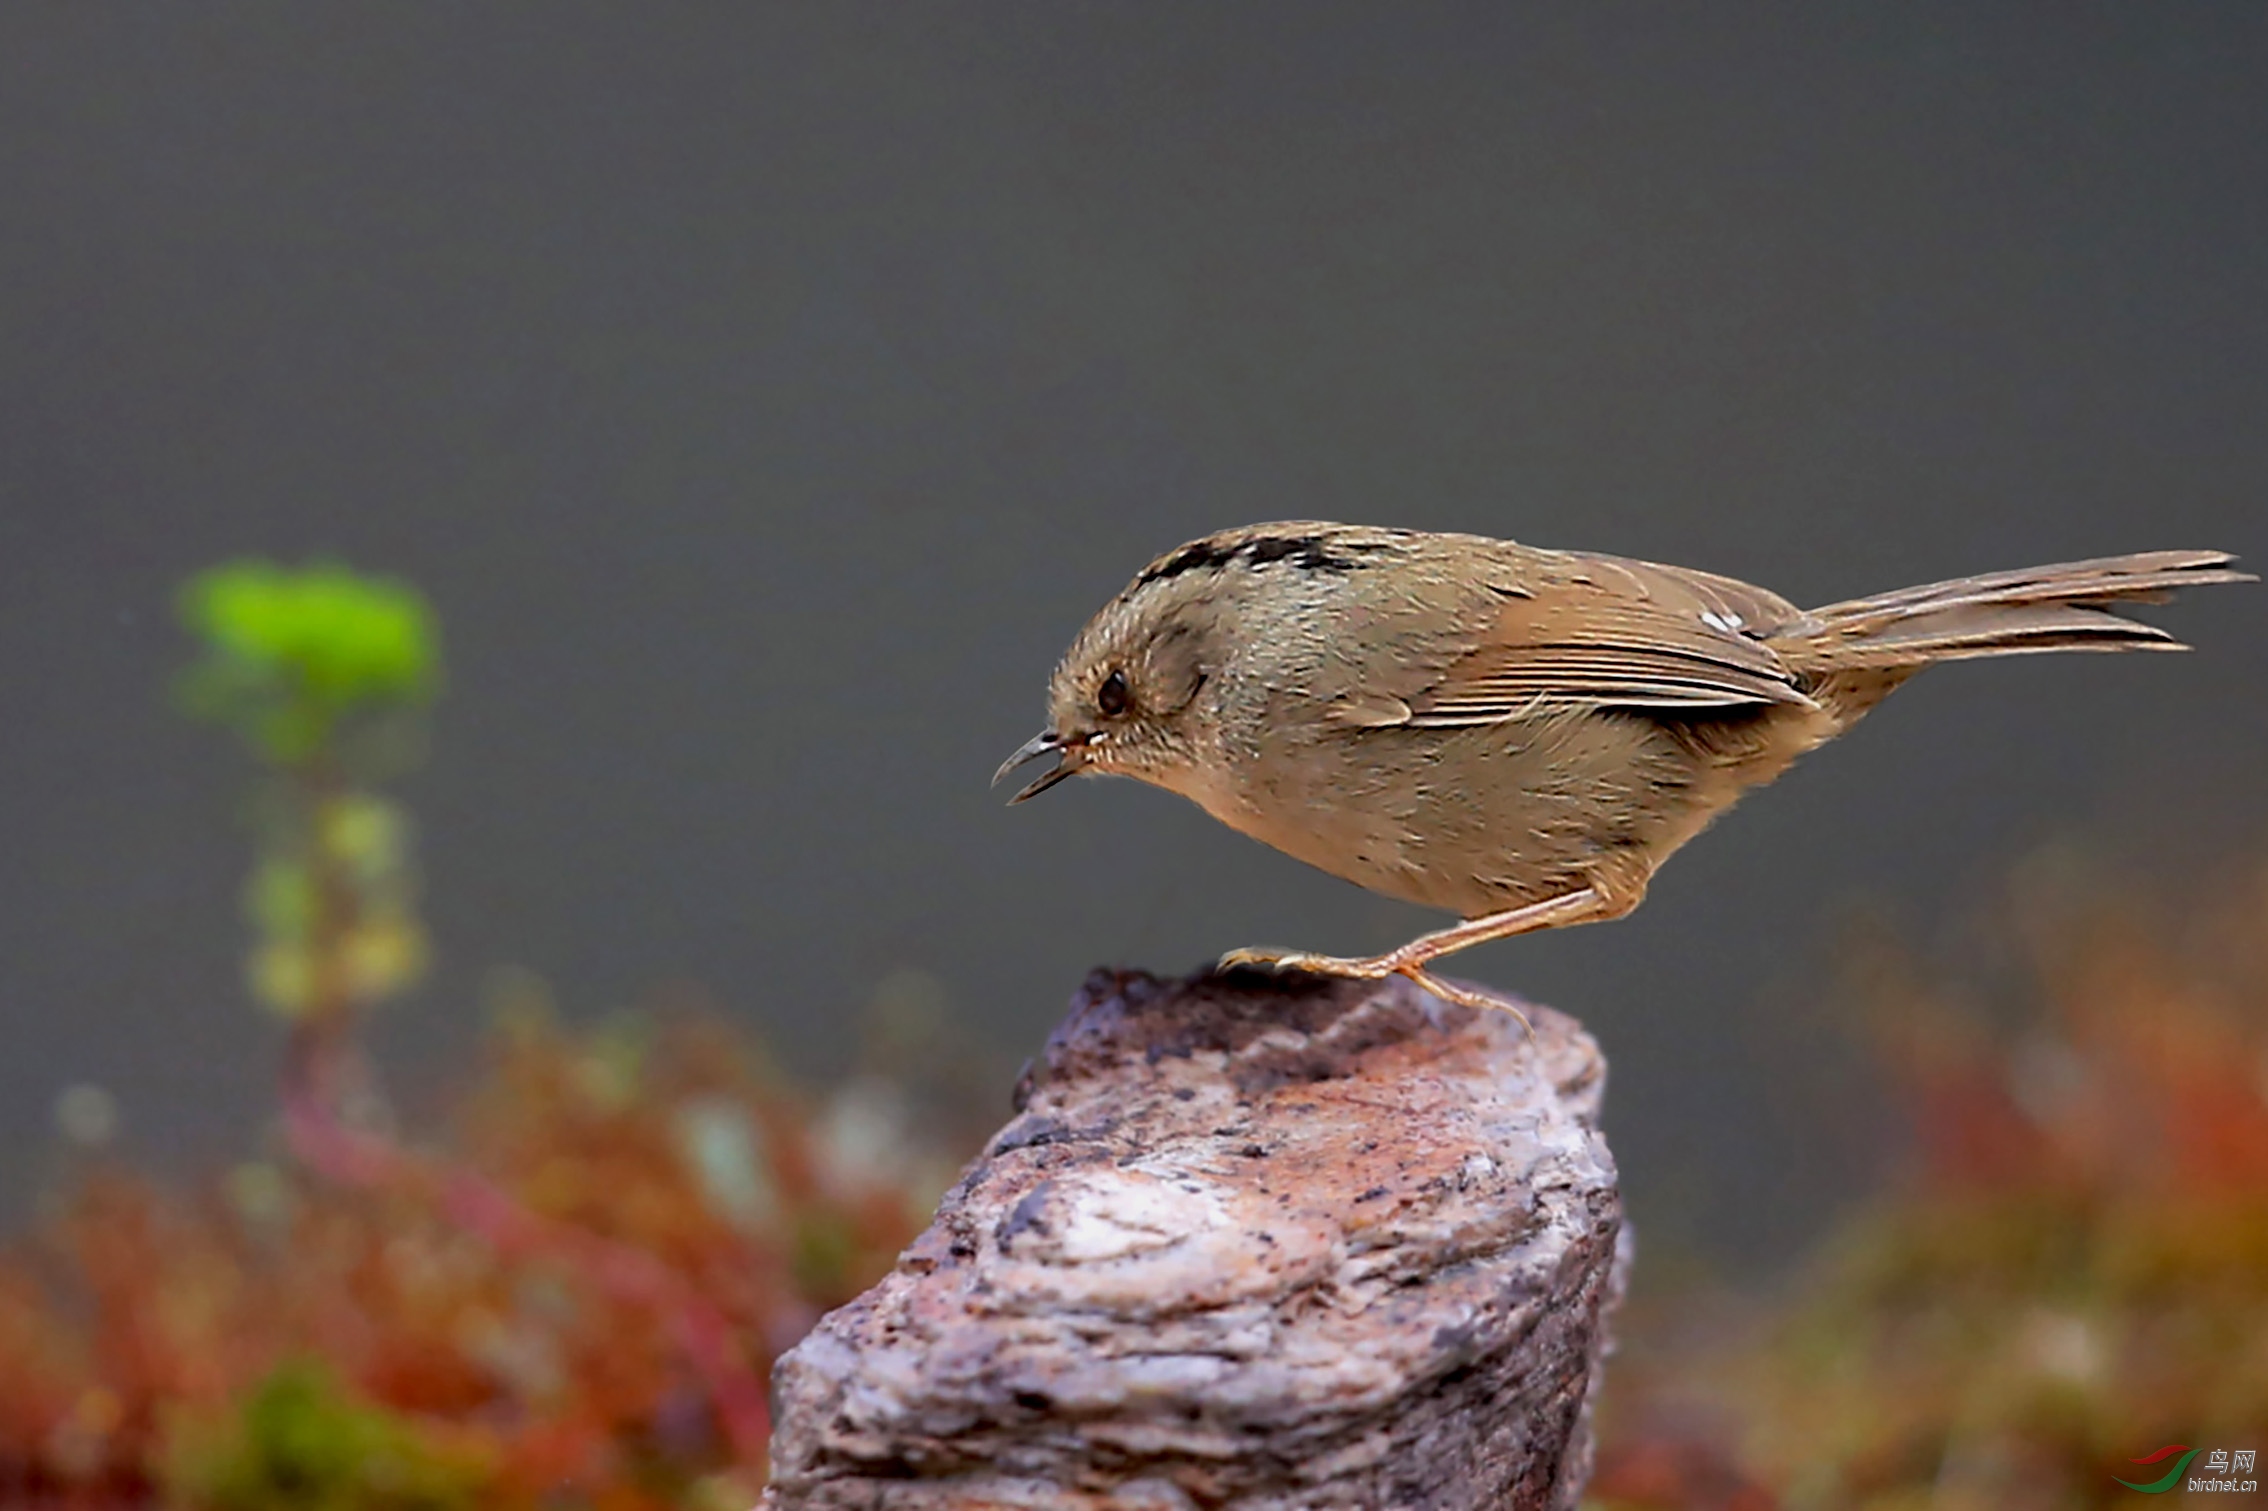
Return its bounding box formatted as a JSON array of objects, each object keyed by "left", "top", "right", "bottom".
[{"left": 1195, "top": 712, "right": 1722, "bottom": 918}]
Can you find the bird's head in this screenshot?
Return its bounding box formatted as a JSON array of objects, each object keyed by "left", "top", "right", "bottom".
[
  {"left": 994, "top": 521, "right": 1398, "bottom": 806},
  {"left": 993, "top": 562, "right": 1217, "bottom": 803}
]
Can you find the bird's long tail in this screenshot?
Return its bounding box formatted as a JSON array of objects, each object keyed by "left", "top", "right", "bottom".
[{"left": 1779, "top": 549, "right": 2252, "bottom": 672}]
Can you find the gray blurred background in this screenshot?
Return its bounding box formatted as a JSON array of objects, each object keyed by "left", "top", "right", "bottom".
[{"left": 1, "top": 5, "right": 2261, "bottom": 1268}]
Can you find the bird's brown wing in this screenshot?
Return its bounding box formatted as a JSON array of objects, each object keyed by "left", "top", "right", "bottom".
[{"left": 1388, "top": 551, "right": 1816, "bottom": 726}]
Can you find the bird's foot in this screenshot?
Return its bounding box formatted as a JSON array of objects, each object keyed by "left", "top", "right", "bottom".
[
  {"left": 1216, "top": 945, "right": 1394, "bottom": 980},
  {"left": 1215, "top": 946, "right": 1532, "bottom": 1036},
  {"left": 1395, "top": 968, "right": 1534, "bottom": 1035}
]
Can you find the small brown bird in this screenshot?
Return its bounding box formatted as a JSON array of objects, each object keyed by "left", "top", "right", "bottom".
[{"left": 997, "top": 524, "right": 2249, "bottom": 1012}]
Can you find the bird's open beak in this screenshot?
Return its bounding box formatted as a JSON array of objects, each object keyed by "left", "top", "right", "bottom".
[{"left": 993, "top": 730, "right": 1081, "bottom": 803}]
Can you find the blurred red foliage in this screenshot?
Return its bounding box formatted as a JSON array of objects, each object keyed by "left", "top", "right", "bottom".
[
  {"left": 0, "top": 1002, "right": 948, "bottom": 1509},
  {"left": 1593, "top": 847, "right": 2268, "bottom": 1511}
]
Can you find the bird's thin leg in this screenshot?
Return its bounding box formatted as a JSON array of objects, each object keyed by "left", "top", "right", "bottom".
[{"left": 1219, "top": 886, "right": 1612, "bottom": 1025}]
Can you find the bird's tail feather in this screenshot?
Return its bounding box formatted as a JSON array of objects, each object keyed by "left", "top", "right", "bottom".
[{"left": 1780, "top": 550, "right": 2251, "bottom": 670}]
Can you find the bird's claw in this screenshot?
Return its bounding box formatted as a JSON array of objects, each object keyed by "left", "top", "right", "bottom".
[{"left": 1216, "top": 946, "right": 1394, "bottom": 980}]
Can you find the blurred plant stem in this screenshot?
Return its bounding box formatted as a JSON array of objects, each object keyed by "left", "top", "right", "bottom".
[{"left": 178, "top": 560, "right": 770, "bottom": 1467}]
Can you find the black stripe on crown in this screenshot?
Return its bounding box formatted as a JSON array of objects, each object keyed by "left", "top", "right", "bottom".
[{"left": 1136, "top": 532, "right": 1392, "bottom": 589}]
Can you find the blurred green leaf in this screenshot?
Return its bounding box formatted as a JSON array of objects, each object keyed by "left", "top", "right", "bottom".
[
  {"left": 165, "top": 1361, "right": 492, "bottom": 1511},
  {"left": 791, "top": 1209, "right": 862, "bottom": 1301},
  {"left": 176, "top": 560, "right": 440, "bottom": 765},
  {"left": 248, "top": 942, "right": 315, "bottom": 1019},
  {"left": 243, "top": 859, "right": 314, "bottom": 944},
  {"left": 319, "top": 796, "right": 409, "bottom": 882}
]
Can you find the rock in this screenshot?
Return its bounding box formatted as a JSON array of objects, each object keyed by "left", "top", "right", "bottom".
[{"left": 763, "top": 966, "right": 1625, "bottom": 1510}]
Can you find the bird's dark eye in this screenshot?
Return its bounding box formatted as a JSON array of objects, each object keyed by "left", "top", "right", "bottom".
[{"left": 1097, "top": 669, "right": 1130, "bottom": 717}]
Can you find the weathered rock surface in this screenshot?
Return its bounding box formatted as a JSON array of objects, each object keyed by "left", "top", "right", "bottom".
[{"left": 763, "top": 966, "right": 1624, "bottom": 1510}]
